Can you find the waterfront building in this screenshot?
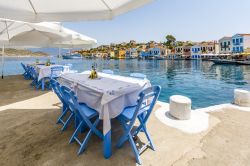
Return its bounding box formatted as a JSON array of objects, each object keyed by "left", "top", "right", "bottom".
[
  {"left": 125, "top": 48, "right": 138, "bottom": 58},
  {"left": 219, "top": 37, "right": 232, "bottom": 54},
  {"left": 191, "top": 45, "right": 201, "bottom": 59},
  {"left": 200, "top": 41, "right": 219, "bottom": 54},
  {"left": 175, "top": 46, "right": 183, "bottom": 56},
  {"left": 148, "top": 47, "right": 166, "bottom": 57},
  {"left": 232, "top": 34, "right": 250, "bottom": 53},
  {"left": 182, "top": 46, "right": 192, "bottom": 59},
  {"left": 115, "top": 49, "right": 126, "bottom": 59}
]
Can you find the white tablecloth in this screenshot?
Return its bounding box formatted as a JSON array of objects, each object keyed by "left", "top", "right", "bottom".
[
  {"left": 36, "top": 65, "right": 69, "bottom": 81},
  {"left": 59, "top": 71, "right": 151, "bottom": 135}
]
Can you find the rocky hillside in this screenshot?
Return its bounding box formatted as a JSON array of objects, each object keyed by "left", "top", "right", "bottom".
[{"left": 0, "top": 48, "right": 48, "bottom": 56}]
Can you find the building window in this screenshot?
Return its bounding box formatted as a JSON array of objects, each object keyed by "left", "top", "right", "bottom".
[
  {"left": 233, "top": 39, "right": 235, "bottom": 43},
  {"left": 233, "top": 47, "right": 235, "bottom": 52},
  {"left": 236, "top": 47, "right": 239, "bottom": 52},
  {"left": 240, "top": 38, "right": 243, "bottom": 43},
  {"left": 228, "top": 41, "right": 230, "bottom": 45},
  {"left": 240, "top": 46, "right": 243, "bottom": 52}
]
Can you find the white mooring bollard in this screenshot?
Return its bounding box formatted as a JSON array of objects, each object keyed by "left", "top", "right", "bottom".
[
  {"left": 169, "top": 95, "right": 191, "bottom": 120},
  {"left": 234, "top": 89, "right": 250, "bottom": 107}
]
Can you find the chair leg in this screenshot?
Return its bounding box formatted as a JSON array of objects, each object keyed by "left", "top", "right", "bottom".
[
  {"left": 138, "top": 117, "right": 155, "bottom": 151},
  {"left": 141, "top": 124, "right": 155, "bottom": 151},
  {"left": 128, "top": 133, "right": 142, "bottom": 165},
  {"left": 57, "top": 107, "right": 68, "bottom": 124},
  {"left": 78, "top": 118, "right": 100, "bottom": 155},
  {"left": 69, "top": 121, "right": 83, "bottom": 144},
  {"left": 116, "top": 134, "right": 128, "bottom": 148},
  {"left": 116, "top": 120, "right": 129, "bottom": 148},
  {"left": 61, "top": 112, "right": 74, "bottom": 131}
]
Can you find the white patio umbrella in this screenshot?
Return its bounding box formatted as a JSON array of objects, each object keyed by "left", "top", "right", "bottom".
[
  {"left": 0, "top": 19, "right": 71, "bottom": 78},
  {"left": 52, "top": 25, "right": 97, "bottom": 49},
  {"left": 0, "top": 0, "right": 154, "bottom": 22},
  {"left": 0, "top": 20, "right": 71, "bottom": 47}
]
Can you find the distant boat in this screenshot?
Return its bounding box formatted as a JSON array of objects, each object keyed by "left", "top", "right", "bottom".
[
  {"left": 236, "top": 61, "right": 250, "bottom": 65},
  {"left": 62, "top": 53, "right": 82, "bottom": 59},
  {"left": 211, "top": 59, "right": 250, "bottom": 65},
  {"left": 211, "top": 59, "right": 237, "bottom": 65}
]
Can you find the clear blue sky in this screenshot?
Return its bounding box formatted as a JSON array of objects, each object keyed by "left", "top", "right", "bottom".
[{"left": 63, "top": 0, "right": 250, "bottom": 45}]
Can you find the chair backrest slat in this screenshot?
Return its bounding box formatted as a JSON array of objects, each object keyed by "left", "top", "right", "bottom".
[
  {"left": 60, "top": 86, "right": 75, "bottom": 111},
  {"left": 50, "top": 79, "right": 65, "bottom": 104}
]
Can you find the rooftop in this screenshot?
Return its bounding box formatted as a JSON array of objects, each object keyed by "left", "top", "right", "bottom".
[{"left": 219, "top": 36, "right": 232, "bottom": 41}]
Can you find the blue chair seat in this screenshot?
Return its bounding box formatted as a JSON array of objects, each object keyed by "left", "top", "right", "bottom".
[
  {"left": 120, "top": 104, "right": 149, "bottom": 121},
  {"left": 78, "top": 103, "right": 98, "bottom": 119},
  {"left": 120, "top": 106, "right": 137, "bottom": 121}
]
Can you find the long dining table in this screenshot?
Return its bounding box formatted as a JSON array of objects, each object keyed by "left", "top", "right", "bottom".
[
  {"left": 35, "top": 64, "right": 69, "bottom": 90},
  {"left": 58, "top": 71, "right": 151, "bottom": 158}
]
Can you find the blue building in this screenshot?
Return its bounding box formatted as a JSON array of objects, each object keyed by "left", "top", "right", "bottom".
[
  {"left": 232, "top": 34, "right": 250, "bottom": 53},
  {"left": 191, "top": 45, "right": 201, "bottom": 59}
]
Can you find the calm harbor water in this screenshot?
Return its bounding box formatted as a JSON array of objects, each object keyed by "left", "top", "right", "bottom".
[{"left": 1, "top": 56, "right": 250, "bottom": 109}]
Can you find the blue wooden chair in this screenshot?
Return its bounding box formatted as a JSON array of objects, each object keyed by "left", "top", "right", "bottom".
[
  {"left": 21, "top": 63, "right": 31, "bottom": 79},
  {"left": 102, "top": 69, "right": 114, "bottom": 75},
  {"left": 29, "top": 67, "right": 42, "bottom": 89},
  {"left": 130, "top": 73, "right": 147, "bottom": 79},
  {"left": 50, "top": 79, "right": 68, "bottom": 116},
  {"left": 68, "top": 90, "right": 103, "bottom": 155},
  {"left": 50, "top": 66, "right": 64, "bottom": 80},
  {"left": 57, "top": 85, "right": 75, "bottom": 131},
  {"left": 116, "top": 85, "right": 161, "bottom": 164}
]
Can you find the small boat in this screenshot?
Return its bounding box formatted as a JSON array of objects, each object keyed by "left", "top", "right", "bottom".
[
  {"left": 211, "top": 59, "right": 238, "bottom": 65},
  {"left": 236, "top": 61, "right": 250, "bottom": 65},
  {"left": 62, "top": 53, "right": 82, "bottom": 59}
]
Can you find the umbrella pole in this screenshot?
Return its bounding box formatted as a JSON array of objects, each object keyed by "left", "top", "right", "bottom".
[
  {"left": 1, "top": 45, "right": 4, "bottom": 79},
  {"left": 58, "top": 47, "right": 61, "bottom": 58}
]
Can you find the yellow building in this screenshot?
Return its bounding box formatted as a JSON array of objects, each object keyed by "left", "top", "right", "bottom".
[{"left": 115, "top": 49, "right": 126, "bottom": 59}]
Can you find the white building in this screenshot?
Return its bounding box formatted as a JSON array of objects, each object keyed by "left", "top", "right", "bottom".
[
  {"left": 125, "top": 48, "right": 138, "bottom": 58},
  {"left": 232, "top": 34, "right": 250, "bottom": 53},
  {"left": 219, "top": 37, "right": 232, "bottom": 54}
]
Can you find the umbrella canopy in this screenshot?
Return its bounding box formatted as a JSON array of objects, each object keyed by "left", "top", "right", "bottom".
[
  {"left": 0, "top": 0, "right": 153, "bottom": 22},
  {"left": 52, "top": 25, "right": 97, "bottom": 48},
  {"left": 0, "top": 19, "right": 71, "bottom": 47}
]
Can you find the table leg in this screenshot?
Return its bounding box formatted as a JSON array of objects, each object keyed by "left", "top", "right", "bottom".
[
  {"left": 104, "top": 130, "right": 112, "bottom": 159},
  {"left": 42, "top": 79, "right": 44, "bottom": 91}
]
